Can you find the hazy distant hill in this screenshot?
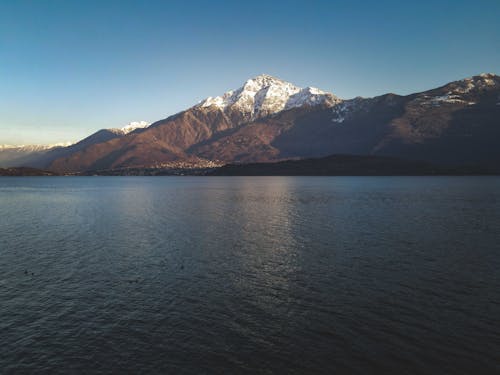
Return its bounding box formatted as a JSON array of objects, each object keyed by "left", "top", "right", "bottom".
[
  {"left": 0, "top": 122, "right": 151, "bottom": 169},
  {"left": 0, "top": 144, "right": 67, "bottom": 168}
]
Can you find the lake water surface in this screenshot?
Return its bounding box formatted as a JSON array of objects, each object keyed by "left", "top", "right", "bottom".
[{"left": 1, "top": 176, "right": 499, "bottom": 374}]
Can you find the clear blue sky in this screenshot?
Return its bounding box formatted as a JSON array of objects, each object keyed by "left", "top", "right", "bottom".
[{"left": 1, "top": 0, "right": 499, "bottom": 145}]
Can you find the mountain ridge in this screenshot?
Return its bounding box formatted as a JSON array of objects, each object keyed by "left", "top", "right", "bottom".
[{"left": 2, "top": 73, "right": 499, "bottom": 172}]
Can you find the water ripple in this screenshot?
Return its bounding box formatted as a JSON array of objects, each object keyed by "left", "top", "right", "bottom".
[{"left": 1, "top": 176, "right": 499, "bottom": 374}]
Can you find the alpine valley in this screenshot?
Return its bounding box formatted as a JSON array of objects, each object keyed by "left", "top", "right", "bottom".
[{"left": 2, "top": 73, "right": 500, "bottom": 175}]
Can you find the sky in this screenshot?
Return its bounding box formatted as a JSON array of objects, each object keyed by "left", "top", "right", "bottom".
[{"left": 1, "top": 0, "right": 499, "bottom": 145}]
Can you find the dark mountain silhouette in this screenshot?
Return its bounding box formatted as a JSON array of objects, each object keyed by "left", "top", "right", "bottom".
[
  {"left": 211, "top": 154, "right": 495, "bottom": 176},
  {"left": 0, "top": 167, "right": 58, "bottom": 176}
]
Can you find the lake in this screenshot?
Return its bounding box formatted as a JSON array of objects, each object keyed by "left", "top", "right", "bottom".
[{"left": 1, "top": 176, "right": 499, "bottom": 374}]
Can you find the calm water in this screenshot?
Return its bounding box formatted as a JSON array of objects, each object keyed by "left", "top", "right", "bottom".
[{"left": 1, "top": 176, "right": 499, "bottom": 374}]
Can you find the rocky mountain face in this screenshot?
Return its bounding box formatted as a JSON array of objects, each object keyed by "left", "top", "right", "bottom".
[{"left": 5, "top": 73, "right": 499, "bottom": 172}]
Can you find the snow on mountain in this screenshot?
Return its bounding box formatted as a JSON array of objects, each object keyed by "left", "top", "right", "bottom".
[
  {"left": 0, "top": 142, "right": 75, "bottom": 168},
  {"left": 0, "top": 142, "right": 73, "bottom": 151},
  {"left": 198, "top": 74, "right": 340, "bottom": 118},
  {"left": 0, "top": 145, "right": 24, "bottom": 150},
  {"left": 444, "top": 73, "right": 498, "bottom": 95},
  {"left": 412, "top": 73, "right": 499, "bottom": 107},
  {"left": 331, "top": 98, "right": 365, "bottom": 124},
  {"left": 108, "top": 121, "right": 151, "bottom": 135},
  {"left": 330, "top": 73, "right": 500, "bottom": 124},
  {"left": 120, "top": 121, "right": 151, "bottom": 134}
]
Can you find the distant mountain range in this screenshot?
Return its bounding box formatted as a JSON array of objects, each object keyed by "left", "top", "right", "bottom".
[
  {"left": 0, "top": 121, "right": 150, "bottom": 169},
  {"left": 0, "top": 143, "right": 72, "bottom": 168},
  {"left": 1, "top": 73, "right": 499, "bottom": 173}
]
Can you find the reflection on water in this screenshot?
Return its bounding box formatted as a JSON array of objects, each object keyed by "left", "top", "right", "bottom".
[{"left": 1, "top": 176, "right": 500, "bottom": 374}]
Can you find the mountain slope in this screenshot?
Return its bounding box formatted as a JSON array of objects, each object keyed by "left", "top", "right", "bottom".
[
  {"left": 0, "top": 120, "right": 152, "bottom": 169},
  {"left": 27, "top": 129, "right": 127, "bottom": 169},
  {"left": 374, "top": 73, "right": 500, "bottom": 165}
]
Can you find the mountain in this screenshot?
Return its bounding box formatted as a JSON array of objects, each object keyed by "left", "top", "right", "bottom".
[
  {"left": 7, "top": 73, "right": 500, "bottom": 173},
  {"left": 48, "top": 75, "right": 340, "bottom": 172},
  {"left": 0, "top": 121, "right": 151, "bottom": 168},
  {"left": 0, "top": 143, "right": 71, "bottom": 168}
]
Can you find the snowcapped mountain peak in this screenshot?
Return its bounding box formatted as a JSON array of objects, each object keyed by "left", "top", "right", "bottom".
[
  {"left": 198, "top": 74, "right": 340, "bottom": 118},
  {"left": 120, "top": 121, "right": 150, "bottom": 134},
  {"left": 0, "top": 142, "right": 74, "bottom": 151},
  {"left": 242, "top": 74, "right": 293, "bottom": 91},
  {"left": 108, "top": 121, "right": 151, "bottom": 135}
]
